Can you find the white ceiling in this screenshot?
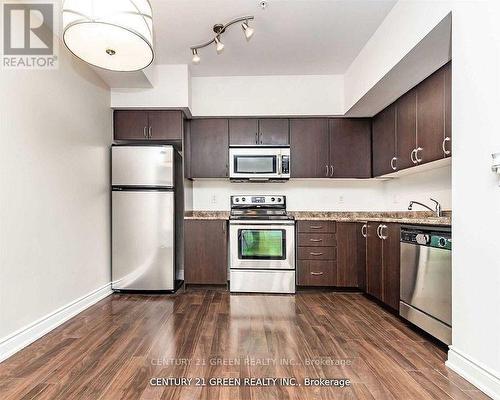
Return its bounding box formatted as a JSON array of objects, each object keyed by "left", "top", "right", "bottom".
[{"left": 151, "top": 0, "right": 396, "bottom": 77}]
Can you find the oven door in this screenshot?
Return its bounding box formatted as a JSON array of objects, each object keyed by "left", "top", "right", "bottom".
[
  {"left": 229, "top": 221, "right": 295, "bottom": 269},
  {"left": 229, "top": 147, "right": 289, "bottom": 179}
]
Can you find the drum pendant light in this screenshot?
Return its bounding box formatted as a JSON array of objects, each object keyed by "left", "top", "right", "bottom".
[{"left": 62, "top": 0, "right": 154, "bottom": 72}]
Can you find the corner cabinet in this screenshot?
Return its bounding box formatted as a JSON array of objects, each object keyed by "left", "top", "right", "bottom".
[
  {"left": 186, "top": 119, "right": 229, "bottom": 178},
  {"left": 113, "top": 110, "right": 183, "bottom": 141},
  {"left": 184, "top": 220, "right": 228, "bottom": 285},
  {"left": 366, "top": 222, "right": 400, "bottom": 310}
]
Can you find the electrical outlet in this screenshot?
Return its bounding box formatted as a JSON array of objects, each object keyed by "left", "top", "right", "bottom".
[
  {"left": 210, "top": 195, "right": 217, "bottom": 205},
  {"left": 338, "top": 195, "right": 344, "bottom": 204}
]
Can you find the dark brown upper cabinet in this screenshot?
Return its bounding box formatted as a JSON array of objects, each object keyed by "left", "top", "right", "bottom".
[
  {"left": 113, "top": 110, "right": 183, "bottom": 141},
  {"left": 372, "top": 61, "right": 452, "bottom": 176},
  {"left": 229, "top": 119, "right": 259, "bottom": 145},
  {"left": 187, "top": 119, "right": 229, "bottom": 178},
  {"left": 148, "top": 111, "right": 183, "bottom": 140},
  {"left": 229, "top": 118, "right": 289, "bottom": 146},
  {"left": 372, "top": 104, "right": 397, "bottom": 176},
  {"left": 396, "top": 88, "right": 418, "bottom": 171},
  {"left": 444, "top": 62, "right": 452, "bottom": 157},
  {"left": 329, "top": 118, "right": 372, "bottom": 178},
  {"left": 416, "top": 66, "right": 446, "bottom": 164},
  {"left": 290, "top": 118, "right": 330, "bottom": 178},
  {"left": 114, "top": 110, "right": 149, "bottom": 140},
  {"left": 258, "top": 119, "right": 289, "bottom": 145}
]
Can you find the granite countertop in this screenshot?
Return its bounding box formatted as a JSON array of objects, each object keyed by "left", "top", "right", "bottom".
[{"left": 185, "top": 210, "right": 451, "bottom": 226}]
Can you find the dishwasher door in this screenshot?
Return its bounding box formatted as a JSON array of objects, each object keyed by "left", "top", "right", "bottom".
[{"left": 400, "top": 243, "right": 452, "bottom": 325}]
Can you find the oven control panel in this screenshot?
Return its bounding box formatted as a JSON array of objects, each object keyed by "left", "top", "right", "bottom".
[{"left": 231, "top": 195, "right": 286, "bottom": 207}]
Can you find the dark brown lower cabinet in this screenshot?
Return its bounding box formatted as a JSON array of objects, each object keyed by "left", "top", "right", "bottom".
[
  {"left": 366, "top": 222, "right": 400, "bottom": 310},
  {"left": 357, "top": 223, "right": 367, "bottom": 291},
  {"left": 297, "top": 221, "right": 364, "bottom": 288},
  {"left": 184, "top": 220, "right": 228, "bottom": 285},
  {"left": 336, "top": 222, "right": 360, "bottom": 287}
]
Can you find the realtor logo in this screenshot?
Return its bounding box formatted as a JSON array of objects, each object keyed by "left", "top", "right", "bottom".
[{"left": 2, "top": 1, "right": 59, "bottom": 69}]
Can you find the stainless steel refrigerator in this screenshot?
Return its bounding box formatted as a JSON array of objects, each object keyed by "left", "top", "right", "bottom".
[{"left": 111, "top": 145, "right": 182, "bottom": 291}]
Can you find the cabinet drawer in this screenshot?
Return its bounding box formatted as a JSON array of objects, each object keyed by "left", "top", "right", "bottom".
[
  {"left": 297, "top": 220, "right": 336, "bottom": 233},
  {"left": 298, "top": 233, "right": 336, "bottom": 247},
  {"left": 298, "top": 260, "right": 336, "bottom": 286},
  {"left": 298, "top": 246, "right": 337, "bottom": 260}
]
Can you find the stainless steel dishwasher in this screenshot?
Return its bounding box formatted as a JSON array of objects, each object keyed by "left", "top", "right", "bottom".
[{"left": 400, "top": 225, "right": 452, "bottom": 344}]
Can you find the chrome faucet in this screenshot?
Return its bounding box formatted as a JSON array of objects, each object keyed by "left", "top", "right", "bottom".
[{"left": 408, "top": 198, "right": 442, "bottom": 217}]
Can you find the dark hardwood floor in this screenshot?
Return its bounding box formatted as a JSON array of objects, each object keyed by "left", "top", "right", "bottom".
[{"left": 0, "top": 289, "right": 490, "bottom": 400}]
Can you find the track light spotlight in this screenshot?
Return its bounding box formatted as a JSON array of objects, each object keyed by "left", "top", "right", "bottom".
[
  {"left": 241, "top": 21, "right": 254, "bottom": 41},
  {"left": 192, "top": 49, "right": 200, "bottom": 64},
  {"left": 215, "top": 36, "right": 225, "bottom": 54}
]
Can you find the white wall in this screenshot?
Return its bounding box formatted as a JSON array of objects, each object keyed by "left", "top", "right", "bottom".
[
  {"left": 383, "top": 165, "right": 451, "bottom": 211},
  {"left": 190, "top": 74, "right": 344, "bottom": 117},
  {"left": 191, "top": 166, "right": 451, "bottom": 212},
  {"left": 0, "top": 46, "right": 111, "bottom": 341},
  {"left": 344, "top": 1, "right": 451, "bottom": 112},
  {"left": 446, "top": 1, "right": 500, "bottom": 397},
  {"left": 110, "top": 64, "right": 191, "bottom": 109}
]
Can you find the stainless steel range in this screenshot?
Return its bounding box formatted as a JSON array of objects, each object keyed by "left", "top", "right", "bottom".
[{"left": 229, "top": 195, "right": 295, "bottom": 294}]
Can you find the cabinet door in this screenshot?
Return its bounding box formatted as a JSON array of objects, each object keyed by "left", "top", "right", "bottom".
[
  {"left": 148, "top": 111, "right": 183, "bottom": 140},
  {"left": 189, "top": 119, "right": 229, "bottom": 178},
  {"left": 366, "top": 222, "right": 383, "bottom": 301},
  {"left": 258, "top": 119, "right": 289, "bottom": 145},
  {"left": 290, "top": 119, "right": 330, "bottom": 178},
  {"left": 396, "top": 89, "right": 417, "bottom": 170},
  {"left": 336, "top": 222, "right": 358, "bottom": 287},
  {"left": 229, "top": 119, "right": 259, "bottom": 145},
  {"left": 184, "top": 220, "right": 227, "bottom": 284},
  {"left": 372, "top": 104, "right": 397, "bottom": 176},
  {"left": 357, "top": 223, "right": 367, "bottom": 291},
  {"left": 444, "top": 62, "right": 452, "bottom": 157},
  {"left": 382, "top": 223, "right": 401, "bottom": 311},
  {"left": 417, "top": 66, "right": 446, "bottom": 164},
  {"left": 113, "top": 110, "right": 148, "bottom": 140},
  {"left": 329, "top": 118, "right": 372, "bottom": 178}
]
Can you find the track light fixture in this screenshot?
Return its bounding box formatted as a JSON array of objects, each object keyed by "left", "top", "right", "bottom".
[{"left": 190, "top": 16, "right": 254, "bottom": 64}]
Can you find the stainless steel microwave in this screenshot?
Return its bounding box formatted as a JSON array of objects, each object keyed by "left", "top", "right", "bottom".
[{"left": 229, "top": 147, "right": 290, "bottom": 181}]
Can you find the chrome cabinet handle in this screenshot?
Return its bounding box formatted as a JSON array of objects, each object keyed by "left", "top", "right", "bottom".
[
  {"left": 325, "top": 165, "right": 329, "bottom": 177},
  {"left": 330, "top": 165, "right": 334, "bottom": 177},
  {"left": 361, "top": 224, "right": 367, "bottom": 238},
  {"left": 143, "top": 126, "right": 147, "bottom": 138},
  {"left": 309, "top": 252, "right": 324, "bottom": 256},
  {"left": 380, "top": 224, "right": 388, "bottom": 240},
  {"left": 310, "top": 271, "right": 324, "bottom": 276},
  {"left": 376, "top": 224, "right": 382, "bottom": 239},
  {"left": 390, "top": 157, "right": 397, "bottom": 171},
  {"left": 148, "top": 126, "right": 152, "bottom": 139},
  {"left": 309, "top": 238, "right": 323, "bottom": 242},
  {"left": 410, "top": 149, "right": 418, "bottom": 164},
  {"left": 415, "top": 147, "right": 423, "bottom": 163},
  {"left": 309, "top": 225, "right": 323, "bottom": 230},
  {"left": 443, "top": 137, "right": 451, "bottom": 155}
]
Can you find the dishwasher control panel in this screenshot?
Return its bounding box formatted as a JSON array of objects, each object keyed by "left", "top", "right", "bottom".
[{"left": 401, "top": 226, "right": 451, "bottom": 250}]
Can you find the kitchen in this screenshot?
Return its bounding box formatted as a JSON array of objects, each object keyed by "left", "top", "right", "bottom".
[{"left": 1, "top": 1, "right": 499, "bottom": 400}]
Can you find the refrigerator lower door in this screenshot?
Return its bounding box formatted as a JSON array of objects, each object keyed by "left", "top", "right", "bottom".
[
  {"left": 112, "top": 145, "right": 174, "bottom": 188},
  {"left": 112, "top": 190, "right": 175, "bottom": 290}
]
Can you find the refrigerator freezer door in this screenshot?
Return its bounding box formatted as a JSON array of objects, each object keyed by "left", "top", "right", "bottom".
[
  {"left": 112, "top": 190, "right": 175, "bottom": 290},
  {"left": 112, "top": 145, "right": 174, "bottom": 187}
]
